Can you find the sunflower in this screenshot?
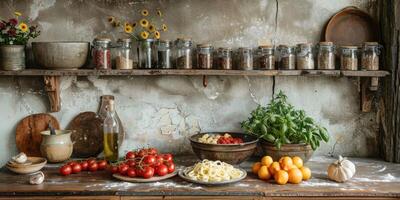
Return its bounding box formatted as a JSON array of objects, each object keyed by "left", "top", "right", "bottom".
[
  {"left": 14, "top": 12, "right": 22, "bottom": 17},
  {"left": 154, "top": 31, "right": 160, "bottom": 39},
  {"left": 156, "top": 10, "right": 162, "bottom": 17},
  {"left": 140, "top": 19, "right": 149, "bottom": 27},
  {"left": 162, "top": 24, "right": 168, "bottom": 32},
  {"left": 147, "top": 24, "right": 156, "bottom": 33},
  {"left": 18, "top": 23, "right": 28, "bottom": 32},
  {"left": 141, "top": 9, "right": 149, "bottom": 16},
  {"left": 107, "top": 16, "right": 115, "bottom": 24},
  {"left": 124, "top": 24, "right": 133, "bottom": 33},
  {"left": 140, "top": 31, "right": 149, "bottom": 39}
]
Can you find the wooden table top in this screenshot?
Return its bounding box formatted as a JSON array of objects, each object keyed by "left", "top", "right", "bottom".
[{"left": 0, "top": 156, "right": 399, "bottom": 198}]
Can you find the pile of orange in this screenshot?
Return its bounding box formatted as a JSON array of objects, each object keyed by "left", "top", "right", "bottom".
[{"left": 252, "top": 155, "right": 311, "bottom": 185}]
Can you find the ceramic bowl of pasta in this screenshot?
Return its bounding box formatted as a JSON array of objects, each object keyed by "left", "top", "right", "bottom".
[
  {"left": 189, "top": 132, "right": 258, "bottom": 165},
  {"left": 178, "top": 159, "right": 247, "bottom": 185}
]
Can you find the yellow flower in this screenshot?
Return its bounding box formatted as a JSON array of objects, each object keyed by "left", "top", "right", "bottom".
[
  {"left": 162, "top": 24, "right": 168, "bottom": 32},
  {"left": 107, "top": 16, "right": 115, "bottom": 24},
  {"left": 140, "top": 19, "right": 149, "bottom": 27},
  {"left": 140, "top": 31, "right": 149, "bottom": 39},
  {"left": 147, "top": 24, "right": 156, "bottom": 33},
  {"left": 124, "top": 24, "right": 133, "bottom": 33},
  {"left": 157, "top": 10, "right": 162, "bottom": 17},
  {"left": 154, "top": 31, "right": 160, "bottom": 39},
  {"left": 18, "top": 23, "right": 28, "bottom": 32},
  {"left": 14, "top": 12, "right": 22, "bottom": 17},
  {"left": 141, "top": 9, "right": 149, "bottom": 16}
]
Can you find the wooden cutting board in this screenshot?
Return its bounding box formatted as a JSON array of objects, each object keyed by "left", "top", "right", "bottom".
[
  {"left": 67, "top": 112, "right": 103, "bottom": 158},
  {"left": 16, "top": 113, "right": 60, "bottom": 157}
]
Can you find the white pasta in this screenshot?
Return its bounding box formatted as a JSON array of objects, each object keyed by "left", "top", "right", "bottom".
[
  {"left": 186, "top": 159, "right": 244, "bottom": 182},
  {"left": 198, "top": 133, "right": 231, "bottom": 144}
]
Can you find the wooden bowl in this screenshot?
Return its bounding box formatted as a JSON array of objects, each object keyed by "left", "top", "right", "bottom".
[
  {"left": 260, "top": 140, "right": 313, "bottom": 163},
  {"left": 189, "top": 132, "right": 258, "bottom": 165},
  {"left": 6, "top": 157, "right": 47, "bottom": 174}
]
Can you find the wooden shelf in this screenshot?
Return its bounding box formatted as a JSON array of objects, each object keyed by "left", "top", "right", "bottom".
[{"left": 0, "top": 69, "right": 390, "bottom": 77}]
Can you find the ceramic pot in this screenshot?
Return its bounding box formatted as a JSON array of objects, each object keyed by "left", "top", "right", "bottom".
[
  {"left": 260, "top": 140, "right": 313, "bottom": 163},
  {"left": 0, "top": 45, "right": 25, "bottom": 71},
  {"left": 40, "top": 130, "right": 73, "bottom": 163}
]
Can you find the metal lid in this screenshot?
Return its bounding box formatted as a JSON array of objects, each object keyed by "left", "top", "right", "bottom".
[
  {"left": 297, "top": 43, "right": 313, "bottom": 48},
  {"left": 118, "top": 38, "right": 132, "bottom": 43},
  {"left": 94, "top": 37, "right": 111, "bottom": 43},
  {"left": 258, "top": 45, "right": 274, "bottom": 49},
  {"left": 363, "top": 42, "right": 379, "bottom": 46},
  {"left": 341, "top": 45, "right": 359, "bottom": 49},
  {"left": 198, "top": 44, "right": 212, "bottom": 48},
  {"left": 319, "top": 41, "right": 334, "bottom": 46},
  {"left": 176, "top": 38, "right": 192, "bottom": 42}
]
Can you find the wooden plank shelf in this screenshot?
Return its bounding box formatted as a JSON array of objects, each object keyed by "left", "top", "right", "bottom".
[{"left": 0, "top": 69, "right": 390, "bottom": 77}]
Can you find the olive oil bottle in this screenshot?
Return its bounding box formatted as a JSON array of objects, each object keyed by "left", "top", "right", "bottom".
[{"left": 103, "top": 100, "right": 120, "bottom": 162}]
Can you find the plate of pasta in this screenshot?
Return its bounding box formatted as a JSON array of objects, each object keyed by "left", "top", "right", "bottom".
[{"left": 178, "top": 159, "right": 247, "bottom": 185}]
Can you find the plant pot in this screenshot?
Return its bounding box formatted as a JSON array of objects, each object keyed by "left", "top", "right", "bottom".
[
  {"left": 0, "top": 45, "right": 26, "bottom": 71},
  {"left": 40, "top": 130, "right": 73, "bottom": 163},
  {"left": 260, "top": 140, "right": 313, "bottom": 163}
]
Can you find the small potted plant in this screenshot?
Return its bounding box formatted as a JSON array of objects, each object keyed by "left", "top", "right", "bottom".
[
  {"left": 0, "top": 12, "right": 40, "bottom": 70},
  {"left": 241, "top": 91, "right": 329, "bottom": 162}
]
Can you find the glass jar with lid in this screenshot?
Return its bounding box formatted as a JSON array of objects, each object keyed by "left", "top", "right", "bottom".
[
  {"left": 340, "top": 46, "right": 359, "bottom": 70},
  {"left": 115, "top": 38, "right": 134, "bottom": 70},
  {"left": 217, "top": 48, "right": 233, "bottom": 70},
  {"left": 175, "top": 38, "right": 193, "bottom": 69},
  {"left": 93, "top": 37, "right": 112, "bottom": 70},
  {"left": 138, "top": 39, "right": 157, "bottom": 69},
  {"left": 317, "top": 42, "right": 336, "bottom": 70},
  {"left": 257, "top": 45, "right": 275, "bottom": 70},
  {"left": 197, "top": 44, "right": 214, "bottom": 69},
  {"left": 296, "top": 43, "right": 315, "bottom": 70},
  {"left": 156, "top": 40, "right": 172, "bottom": 69},
  {"left": 278, "top": 45, "right": 296, "bottom": 70},
  {"left": 238, "top": 47, "right": 253, "bottom": 70},
  {"left": 361, "top": 42, "right": 381, "bottom": 70}
]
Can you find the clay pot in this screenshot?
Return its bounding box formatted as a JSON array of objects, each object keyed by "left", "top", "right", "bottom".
[
  {"left": 40, "top": 130, "right": 73, "bottom": 163},
  {"left": 260, "top": 140, "right": 313, "bottom": 163},
  {"left": 0, "top": 45, "right": 25, "bottom": 71}
]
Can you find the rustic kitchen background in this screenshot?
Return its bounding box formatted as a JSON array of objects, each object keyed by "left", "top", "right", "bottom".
[{"left": 0, "top": 0, "right": 379, "bottom": 166}]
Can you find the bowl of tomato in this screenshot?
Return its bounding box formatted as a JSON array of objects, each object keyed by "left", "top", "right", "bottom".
[{"left": 189, "top": 132, "right": 258, "bottom": 165}]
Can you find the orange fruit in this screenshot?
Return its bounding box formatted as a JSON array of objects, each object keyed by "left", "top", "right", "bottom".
[
  {"left": 279, "top": 156, "right": 293, "bottom": 171},
  {"left": 292, "top": 156, "right": 303, "bottom": 168},
  {"left": 258, "top": 166, "right": 271, "bottom": 180},
  {"left": 274, "top": 170, "right": 289, "bottom": 185},
  {"left": 288, "top": 168, "right": 303, "bottom": 184},
  {"left": 261, "top": 156, "right": 273, "bottom": 167},
  {"left": 268, "top": 161, "right": 281, "bottom": 176},
  {"left": 252, "top": 162, "right": 262, "bottom": 174},
  {"left": 300, "top": 166, "right": 312, "bottom": 180}
]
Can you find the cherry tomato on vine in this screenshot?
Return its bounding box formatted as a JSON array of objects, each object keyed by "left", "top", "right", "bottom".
[
  {"left": 71, "top": 163, "right": 82, "bottom": 173},
  {"left": 97, "top": 160, "right": 107, "bottom": 170},
  {"left": 144, "top": 155, "right": 156, "bottom": 166},
  {"left": 80, "top": 161, "right": 89, "bottom": 171},
  {"left": 59, "top": 165, "right": 72, "bottom": 176},
  {"left": 125, "top": 151, "right": 136, "bottom": 160},
  {"left": 166, "top": 162, "right": 175, "bottom": 173},
  {"left": 163, "top": 154, "right": 173, "bottom": 163},
  {"left": 118, "top": 164, "right": 129, "bottom": 175},
  {"left": 89, "top": 163, "right": 98, "bottom": 172},
  {"left": 141, "top": 166, "right": 155, "bottom": 179},
  {"left": 126, "top": 168, "right": 137, "bottom": 177},
  {"left": 155, "top": 164, "right": 168, "bottom": 176}
]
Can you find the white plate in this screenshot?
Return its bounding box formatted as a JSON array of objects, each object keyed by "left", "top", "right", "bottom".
[{"left": 178, "top": 166, "right": 247, "bottom": 185}]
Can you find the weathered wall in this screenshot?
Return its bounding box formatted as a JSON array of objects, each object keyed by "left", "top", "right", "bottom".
[{"left": 0, "top": 0, "right": 379, "bottom": 165}]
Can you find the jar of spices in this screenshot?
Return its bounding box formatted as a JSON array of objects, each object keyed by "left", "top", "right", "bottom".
[
  {"left": 197, "top": 44, "right": 214, "bottom": 69},
  {"left": 138, "top": 39, "right": 157, "bottom": 69},
  {"left": 238, "top": 47, "right": 253, "bottom": 70},
  {"left": 278, "top": 45, "right": 296, "bottom": 70},
  {"left": 296, "top": 43, "right": 315, "bottom": 70},
  {"left": 115, "top": 38, "right": 134, "bottom": 70},
  {"left": 156, "top": 40, "right": 172, "bottom": 69},
  {"left": 93, "top": 37, "right": 112, "bottom": 70},
  {"left": 361, "top": 42, "right": 381, "bottom": 70},
  {"left": 257, "top": 45, "right": 275, "bottom": 70},
  {"left": 340, "top": 46, "right": 359, "bottom": 70},
  {"left": 217, "top": 48, "right": 233, "bottom": 70},
  {"left": 317, "top": 42, "right": 336, "bottom": 70},
  {"left": 175, "top": 38, "right": 193, "bottom": 69}
]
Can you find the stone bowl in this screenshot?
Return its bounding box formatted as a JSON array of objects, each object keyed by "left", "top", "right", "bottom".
[
  {"left": 260, "top": 140, "right": 314, "bottom": 163},
  {"left": 32, "top": 42, "right": 89, "bottom": 70},
  {"left": 6, "top": 157, "right": 47, "bottom": 174},
  {"left": 189, "top": 132, "right": 258, "bottom": 165}
]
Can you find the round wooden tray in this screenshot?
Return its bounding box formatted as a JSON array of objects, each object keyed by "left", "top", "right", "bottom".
[
  {"left": 113, "top": 170, "right": 178, "bottom": 183},
  {"left": 178, "top": 166, "right": 247, "bottom": 185}
]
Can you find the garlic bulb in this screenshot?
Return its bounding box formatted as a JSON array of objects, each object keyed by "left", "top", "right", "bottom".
[
  {"left": 327, "top": 156, "right": 356, "bottom": 182},
  {"left": 29, "top": 171, "right": 45, "bottom": 185},
  {"left": 12, "top": 152, "right": 27, "bottom": 164}
]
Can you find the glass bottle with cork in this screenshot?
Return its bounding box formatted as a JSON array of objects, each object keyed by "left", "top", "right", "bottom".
[{"left": 103, "top": 99, "right": 120, "bottom": 162}]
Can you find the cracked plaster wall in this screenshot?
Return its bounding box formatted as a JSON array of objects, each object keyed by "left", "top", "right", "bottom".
[{"left": 0, "top": 0, "right": 379, "bottom": 165}]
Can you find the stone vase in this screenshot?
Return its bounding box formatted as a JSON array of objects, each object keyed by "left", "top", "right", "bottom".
[{"left": 0, "top": 45, "right": 26, "bottom": 71}]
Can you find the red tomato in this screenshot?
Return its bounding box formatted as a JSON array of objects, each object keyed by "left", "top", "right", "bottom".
[
  {"left": 148, "top": 148, "right": 158, "bottom": 155},
  {"left": 163, "top": 154, "right": 173, "bottom": 163},
  {"left": 126, "top": 168, "right": 136, "bottom": 177},
  {"left": 137, "top": 149, "right": 147, "bottom": 157},
  {"left": 87, "top": 158, "right": 97, "bottom": 165},
  {"left": 59, "top": 165, "right": 72, "bottom": 176},
  {"left": 97, "top": 160, "right": 107, "bottom": 170},
  {"left": 80, "top": 161, "right": 89, "bottom": 171},
  {"left": 88, "top": 163, "right": 98, "bottom": 172},
  {"left": 155, "top": 164, "right": 168, "bottom": 176},
  {"left": 125, "top": 151, "right": 136, "bottom": 160},
  {"left": 118, "top": 164, "right": 129, "bottom": 175},
  {"left": 141, "top": 166, "right": 155, "bottom": 179},
  {"left": 166, "top": 162, "right": 175, "bottom": 173},
  {"left": 125, "top": 160, "right": 136, "bottom": 168},
  {"left": 154, "top": 155, "right": 164, "bottom": 167},
  {"left": 135, "top": 168, "right": 143, "bottom": 177},
  {"left": 108, "top": 165, "right": 119, "bottom": 174},
  {"left": 144, "top": 155, "right": 156, "bottom": 166},
  {"left": 71, "top": 163, "right": 82, "bottom": 173}
]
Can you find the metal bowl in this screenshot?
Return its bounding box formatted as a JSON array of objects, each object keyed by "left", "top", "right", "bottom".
[
  {"left": 189, "top": 132, "right": 258, "bottom": 165},
  {"left": 32, "top": 42, "right": 89, "bottom": 70}
]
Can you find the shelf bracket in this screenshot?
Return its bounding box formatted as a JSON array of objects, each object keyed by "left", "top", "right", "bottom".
[
  {"left": 43, "top": 76, "right": 61, "bottom": 112},
  {"left": 203, "top": 75, "right": 208, "bottom": 87},
  {"left": 360, "top": 77, "right": 379, "bottom": 112}
]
